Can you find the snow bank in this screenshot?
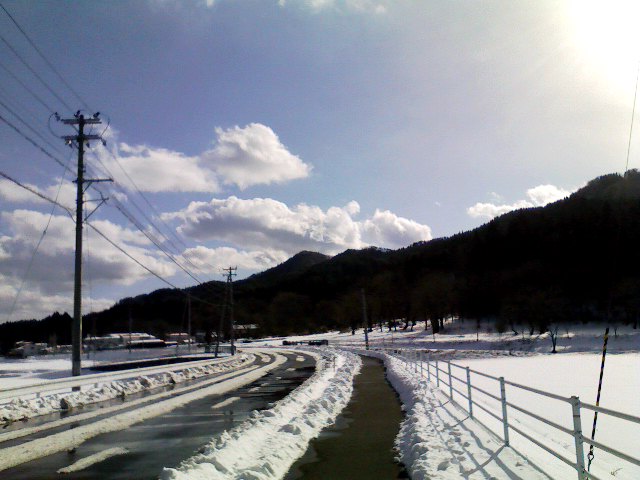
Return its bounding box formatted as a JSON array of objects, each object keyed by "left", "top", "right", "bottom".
[
  {"left": 160, "top": 349, "right": 361, "bottom": 480},
  {"left": 365, "top": 350, "right": 547, "bottom": 479},
  {"left": 0, "top": 354, "right": 252, "bottom": 424},
  {"left": 0, "top": 355, "right": 284, "bottom": 472}
]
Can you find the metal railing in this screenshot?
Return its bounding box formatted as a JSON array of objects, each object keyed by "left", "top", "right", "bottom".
[{"left": 378, "top": 348, "right": 640, "bottom": 480}]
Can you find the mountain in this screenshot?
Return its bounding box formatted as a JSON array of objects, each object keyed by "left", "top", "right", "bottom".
[{"left": 2, "top": 171, "right": 639, "bottom": 351}]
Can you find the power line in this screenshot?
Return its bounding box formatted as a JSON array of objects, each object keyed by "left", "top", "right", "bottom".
[
  {"left": 0, "top": 59, "right": 56, "bottom": 113},
  {"left": 0, "top": 94, "right": 63, "bottom": 154},
  {"left": 624, "top": 61, "right": 640, "bottom": 173},
  {"left": 0, "top": 2, "right": 90, "bottom": 111},
  {"left": 1, "top": 170, "right": 220, "bottom": 314},
  {"left": 0, "top": 169, "right": 73, "bottom": 214},
  {"left": 0, "top": 111, "right": 73, "bottom": 174},
  {"left": 85, "top": 154, "right": 212, "bottom": 282},
  {"left": 0, "top": 33, "right": 73, "bottom": 112},
  {"left": 4, "top": 151, "right": 73, "bottom": 323},
  {"left": 87, "top": 148, "right": 211, "bottom": 278}
]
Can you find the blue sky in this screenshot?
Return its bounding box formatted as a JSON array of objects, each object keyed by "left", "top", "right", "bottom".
[{"left": 1, "top": 0, "right": 639, "bottom": 321}]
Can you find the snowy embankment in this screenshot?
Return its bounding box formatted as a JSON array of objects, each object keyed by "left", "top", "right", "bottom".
[
  {"left": 365, "top": 350, "right": 547, "bottom": 480},
  {"left": 0, "top": 354, "right": 284, "bottom": 472},
  {"left": 160, "top": 349, "right": 361, "bottom": 480},
  {"left": 0, "top": 354, "right": 252, "bottom": 424}
]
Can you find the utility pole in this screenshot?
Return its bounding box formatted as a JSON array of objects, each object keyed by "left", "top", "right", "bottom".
[
  {"left": 128, "top": 307, "right": 132, "bottom": 355},
  {"left": 361, "top": 288, "right": 369, "bottom": 350},
  {"left": 59, "top": 112, "right": 111, "bottom": 377},
  {"left": 187, "top": 294, "right": 192, "bottom": 354},
  {"left": 223, "top": 266, "right": 237, "bottom": 355}
]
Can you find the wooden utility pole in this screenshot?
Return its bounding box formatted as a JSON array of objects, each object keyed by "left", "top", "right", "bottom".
[
  {"left": 187, "top": 294, "right": 192, "bottom": 354},
  {"left": 223, "top": 266, "right": 237, "bottom": 355},
  {"left": 361, "top": 288, "right": 369, "bottom": 350},
  {"left": 59, "top": 112, "right": 110, "bottom": 377}
]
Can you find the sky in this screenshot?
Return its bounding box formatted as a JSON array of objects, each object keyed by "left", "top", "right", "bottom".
[{"left": 1, "top": 0, "right": 640, "bottom": 322}]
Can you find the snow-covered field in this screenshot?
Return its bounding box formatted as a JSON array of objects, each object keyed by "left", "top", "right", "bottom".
[
  {"left": 1, "top": 322, "right": 638, "bottom": 479},
  {"left": 0, "top": 345, "right": 213, "bottom": 389},
  {"left": 455, "top": 352, "right": 639, "bottom": 480},
  {"left": 160, "top": 349, "right": 361, "bottom": 480}
]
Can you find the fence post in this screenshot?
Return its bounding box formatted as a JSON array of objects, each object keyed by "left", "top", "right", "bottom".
[
  {"left": 570, "top": 396, "right": 587, "bottom": 480},
  {"left": 414, "top": 350, "right": 418, "bottom": 373},
  {"left": 427, "top": 358, "right": 431, "bottom": 383},
  {"left": 499, "top": 376, "right": 509, "bottom": 445},
  {"left": 447, "top": 361, "right": 453, "bottom": 399},
  {"left": 436, "top": 359, "right": 440, "bottom": 387},
  {"left": 420, "top": 351, "right": 423, "bottom": 378},
  {"left": 466, "top": 367, "right": 473, "bottom": 418}
]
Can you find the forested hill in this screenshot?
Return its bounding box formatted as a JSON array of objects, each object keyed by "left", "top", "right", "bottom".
[{"left": 3, "top": 171, "right": 640, "bottom": 351}]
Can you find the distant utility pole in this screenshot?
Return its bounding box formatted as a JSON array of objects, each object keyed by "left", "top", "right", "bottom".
[
  {"left": 361, "top": 288, "right": 369, "bottom": 350},
  {"left": 223, "top": 266, "right": 237, "bottom": 355},
  {"left": 59, "top": 112, "right": 111, "bottom": 377},
  {"left": 187, "top": 294, "right": 192, "bottom": 354}
]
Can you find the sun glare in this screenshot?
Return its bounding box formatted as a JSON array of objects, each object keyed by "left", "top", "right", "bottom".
[{"left": 568, "top": 0, "right": 640, "bottom": 91}]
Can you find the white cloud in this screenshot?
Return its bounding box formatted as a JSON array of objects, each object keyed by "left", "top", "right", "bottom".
[
  {"left": 0, "top": 277, "right": 113, "bottom": 321},
  {"left": 181, "top": 245, "right": 289, "bottom": 273},
  {"left": 0, "top": 210, "right": 177, "bottom": 298},
  {"left": 202, "top": 123, "right": 311, "bottom": 189},
  {"left": 278, "top": 0, "right": 388, "bottom": 14},
  {"left": 98, "top": 123, "right": 310, "bottom": 193},
  {"left": 467, "top": 184, "right": 575, "bottom": 220},
  {"left": 105, "top": 143, "right": 219, "bottom": 194},
  {"left": 0, "top": 178, "right": 76, "bottom": 210},
  {"left": 164, "top": 196, "right": 431, "bottom": 255},
  {"left": 361, "top": 209, "right": 432, "bottom": 248}
]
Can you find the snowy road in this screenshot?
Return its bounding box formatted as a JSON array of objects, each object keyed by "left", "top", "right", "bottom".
[{"left": 1, "top": 351, "right": 316, "bottom": 478}]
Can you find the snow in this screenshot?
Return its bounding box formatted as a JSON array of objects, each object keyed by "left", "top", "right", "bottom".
[
  {"left": 0, "top": 354, "right": 287, "bottom": 472},
  {"left": 0, "top": 354, "right": 253, "bottom": 424},
  {"left": 160, "top": 349, "right": 361, "bottom": 480},
  {"left": 455, "top": 353, "right": 640, "bottom": 480},
  {"left": 56, "top": 447, "right": 129, "bottom": 474},
  {"left": 363, "top": 350, "right": 549, "bottom": 479},
  {"left": 247, "top": 321, "right": 639, "bottom": 355},
  {"left": 0, "top": 345, "right": 220, "bottom": 389},
  {"left": 358, "top": 347, "right": 639, "bottom": 479}
]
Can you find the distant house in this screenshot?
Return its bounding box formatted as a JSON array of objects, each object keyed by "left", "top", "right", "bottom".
[
  {"left": 236, "top": 324, "right": 259, "bottom": 337},
  {"left": 7, "top": 341, "right": 50, "bottom": 358},
  {"left": 84, "top": 333, "right": 165, "bottom": 350},
  {"left": 165, "top": 332, "right": 194, "bottom": 345}
]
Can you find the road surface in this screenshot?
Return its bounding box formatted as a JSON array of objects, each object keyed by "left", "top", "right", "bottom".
[{"left": 1, "top": 350, "right": 315, "bottom": 479}]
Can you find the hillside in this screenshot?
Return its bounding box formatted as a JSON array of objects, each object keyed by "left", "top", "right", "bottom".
[{"left": 2, "top": 171, "right": 640, "bottom": 351}]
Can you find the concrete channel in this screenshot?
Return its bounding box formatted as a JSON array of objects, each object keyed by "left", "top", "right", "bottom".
[{"left": 285, "top": 355, "right": 407, "bottom": 480}]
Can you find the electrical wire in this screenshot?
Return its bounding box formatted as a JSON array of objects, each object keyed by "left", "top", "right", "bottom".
[
  {"left": 85, "top": 155, "right": 211, "bottom": 282},
  {"left": 0, "top": 2, "right": 90, "bottom": 111},
  {"left": 0, "top": 111, "right": 73, "bottom": 174},
  {"left": 3, "top": 151, "right": 73, "bottom": 322},
  {"left": 0, "top": 94, "right": 63, "bottom": 154},
  {"left": 0, "top": 33, "right": 73, "bottom": 112},
  {"left": 0, "top": 59, "right": 56, "bottom": 113},
  {"left": 0, "top": 168, "right": 220, "bottom": 308},
  {"left": 624, "top": 61, "right": 640, "bottom": 173},
  {"left": 0, "top": 169, "right": 73, "bottom": 215}
]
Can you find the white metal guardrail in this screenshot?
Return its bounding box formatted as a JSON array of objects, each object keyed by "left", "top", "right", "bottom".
[
  {"left": 0, "top": 354, "right": 241, "bottom": 403},
  {"left": 377, "top": 348, "right": 640, "bottom": 480}
]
